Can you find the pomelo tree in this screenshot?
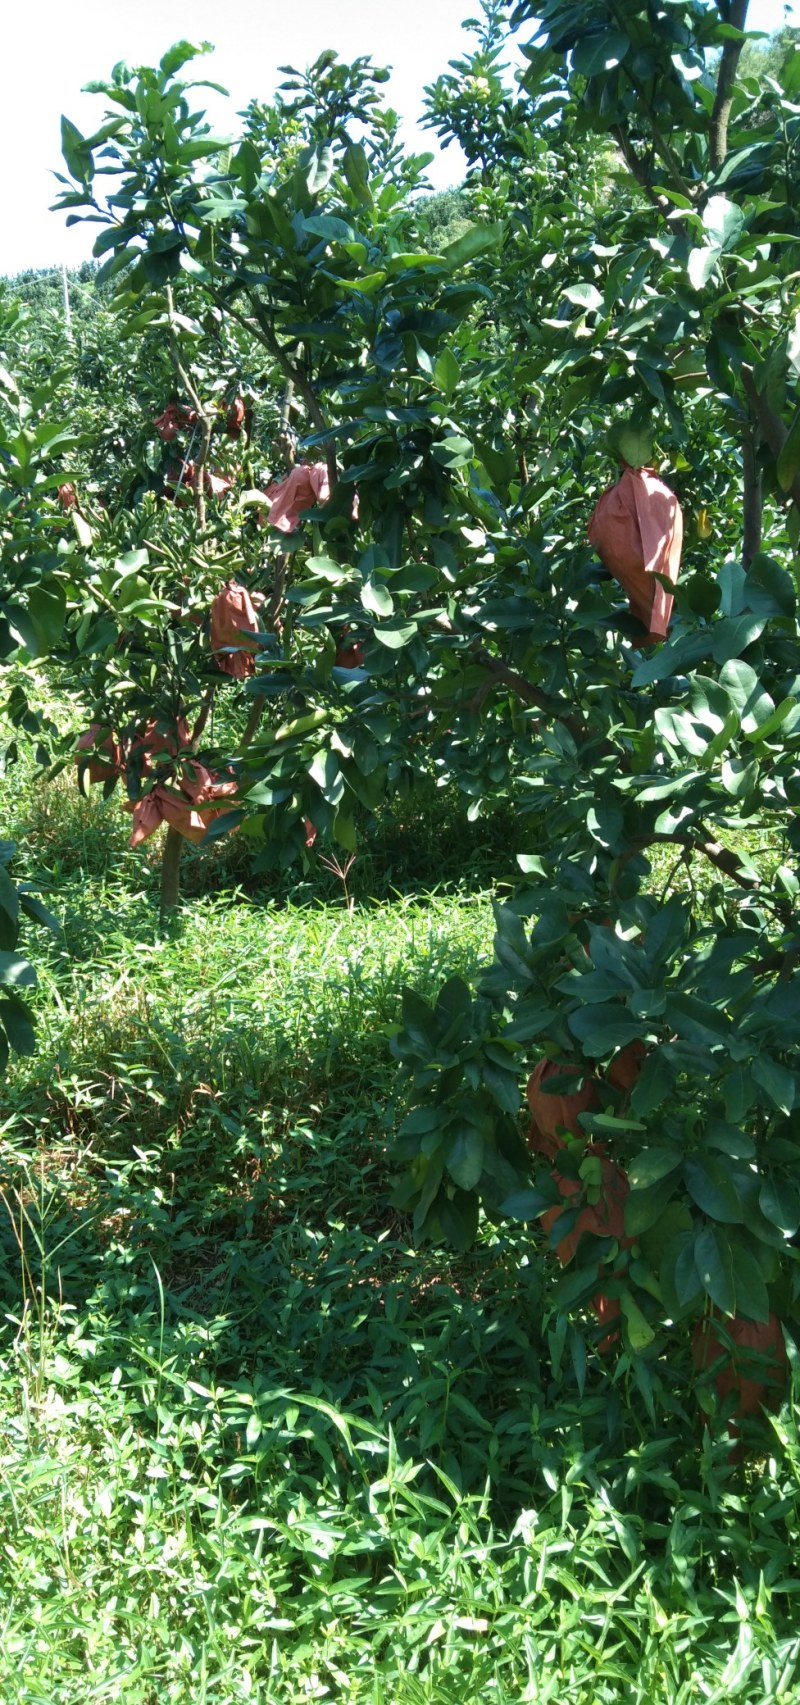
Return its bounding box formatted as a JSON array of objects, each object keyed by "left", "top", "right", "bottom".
[{"left": 390, "top": 0, "right": 800, "bottom": 1382}]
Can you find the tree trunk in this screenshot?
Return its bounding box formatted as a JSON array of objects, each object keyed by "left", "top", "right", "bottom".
[
  {"left": 160, "top": 826, "right": 183, "bottom": 920},
  {"left": 709, "top": 0, "right": 750, "bottom": 172}
]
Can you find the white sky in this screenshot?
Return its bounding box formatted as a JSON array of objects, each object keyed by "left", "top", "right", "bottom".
[{"left": 1, "top": 0, "right": 797, "bottom": 276}]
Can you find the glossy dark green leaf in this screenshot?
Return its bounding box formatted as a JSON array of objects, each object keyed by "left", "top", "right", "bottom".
[
  {"left": 573, "top": 30, "right": 630, "bottom": 75},
  {"left": 0, "top": 952, "right": 36, "bottom": 990},
  {"left": 0, "top": 994, "right": 35, "bottom": 1057},
  {"left": 684, "top": 1155, "right": 744, "bottom": 1224},
  {"left": 446, "top": 1126, "right": 484, "bottom": 1191},
  {"left": 694, "top": 1225, "right": 736, "bottom": 1314},
  {"left": 759, "top": 1177, "right": 800, "bottom": 1236}
]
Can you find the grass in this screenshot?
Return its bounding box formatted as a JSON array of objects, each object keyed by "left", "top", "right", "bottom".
[{"left": 1, "top": 754, "right": 799, "bottom": 1701}]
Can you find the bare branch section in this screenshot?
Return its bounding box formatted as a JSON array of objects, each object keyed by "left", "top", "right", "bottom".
[
  {"left": 620, "top": 830, "right": 760, "bottom": 887},
  {"left": 160, "top": 824, "right": 183, "bottom": 918},
  {"left": 710, "top": 0, "right": 750, "bottom": 172},
  {"left": 742, "top": 422, "right": 763, "bottom": 567},
  {"left": 742, "top": 364, "right": 800, "bottom": 516},
  {"left": 469, "top": 645, "right": 591, "bottom": 744},
  {"left": 165, "top": 285, "right": 212, "bottom": 530}
]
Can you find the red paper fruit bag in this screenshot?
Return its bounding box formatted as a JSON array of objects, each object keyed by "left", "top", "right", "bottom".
[{"left": 588, "top": 465, "right": 683, "bottom": 642}]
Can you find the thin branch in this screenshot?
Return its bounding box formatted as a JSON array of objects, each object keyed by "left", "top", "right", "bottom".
[
  {"left": 742, "top": 364, "right": 800, "bottom": 516},
  {"left": 165, "top": 284, "right": 212, "bottom": 530},
  {"left": 239, "top": 694, "right": 266, "bottom": 750},
  {"left": 469, "top": 644, "right": 590, "bottom": 743},
  {"left": 742, "top": 422, "right": 762, "bottom": 568},
  {"left": 749, "top": 939, "right": 800, "bottom": 978},
  {"left": 618, "top": 830, "right": 760, "bottom": 886},
  {"left": 611, "top": 125, "right": 668, "bottom": 212},
  {"left": 191, "top": 686, "right": 215, "bottom": 746}
]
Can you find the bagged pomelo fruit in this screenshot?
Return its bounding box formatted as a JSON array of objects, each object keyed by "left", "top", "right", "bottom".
[
  {"left": 692, "top": 1311, "right": 789, "bottom": 1426},
  {"left": 588, "top": 464, "right": 683, "bottom": 642},
  {"left": 526, "top": 1057, "right": 597, "bottom": 1161},
  {"left": 210, "top": 581, "right": 260, "bottom": 678},
  {"left": 540, "top": 1151, "right": 630, "bottom": 1267}
]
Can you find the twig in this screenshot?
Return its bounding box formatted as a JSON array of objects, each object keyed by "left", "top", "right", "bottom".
[{"left": 165, "top": 285, "right": 213, "bottom": 530}]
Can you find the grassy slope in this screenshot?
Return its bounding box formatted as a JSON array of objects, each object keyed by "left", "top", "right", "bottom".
[{"left": 0, "top": 767, "right": 799, "bottom": 1702}]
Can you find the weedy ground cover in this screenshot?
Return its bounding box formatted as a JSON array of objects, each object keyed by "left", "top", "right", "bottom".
[{"left": 0, "top": 761, "right": 798, "bottom": 1703}]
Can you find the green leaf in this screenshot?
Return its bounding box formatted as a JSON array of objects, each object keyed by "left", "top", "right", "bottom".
[
  {"left": 433, "top": 349, "right": 461, "bottom": 400},
  {"left": 0, "top": 951, "right": 36, "bottom": 989},
  {"left": 71, "top": 509, "right": 94, "bottom": 548},
  {"left": 441, "top": 223, "right": 504, "bottom": 271},
  {"left": 0, "top": 994, "right": 36, "bottom": 1057},
  {"left": 703, "top": 195, "right": 745, "bottom": 251},
  {"left": 710, "top": 614, "right": 766, "bottom": 664},
  {"left": 573, "top": 30, "right": 630, "bottom": 75},
  {"left": 439, "top": 1191, "right": 479, "bottom": 1251},
  {"left": 0, "top": 865, "right": 19, "bottom": 927},
  {"left": 586, "top": 803, "right": 623, "bottom": 850},
  {"left": 6, "top": 605, "right": 40, "bottom": 657},
  {"left": 516, "top": 854, "right": 547, "bottom": 876},
  {"left": 432, "top": 434, "right": 474, "bottom": 470},
  {"left": 753, "top": 1055, "right": 795, "bottom": 1114},
  {"left": 728, "top": 1238, "right": 770, "bottom": 1324},
  {"left": 628, "top": 1147, "right": 682, "bottom": 1190},
  {"left": 400, "top": 988, "right": 437, "bottom": 1052},
  {"left": 625, "top": 1172, "right": 679, "bottom": 1237},
  {"left": 630, "top": 1049, "right": 674, "bottom": 1118},
  {"left": 360, "top": 579, "right": 393, "bottom": 619},
  {"left": 684, "top": 1154, "right": 744, "bottom": 1224},
  {"left": 665, "top": 1234, "right": 703, "bottom": 1312},
  {"left": 61, "top": 115, "right": 93, "bottom": 184},
  {"left": 562, "top": 281, "right": 603, "bottom": 312},
  {"left": 200, "top": 810, "right": 246, "bottom": 844},
  {"left": 744, "top": 696, "right": 795, "bottom": 744},
  {"left": 501, "top": 1187, "right": 558, "bottom": 1220},
  {"left": 302, "top": 214, "right": 357, "bottom": 245},
  {"left": 718, "top": 657, "right": 758, "bottom": 710},
  {"left": 373, "top": 620, "right": 417, "bottom": 649},
  {"left": 333, "top": 808, "right": 357, "bottom": 851},
  {"left": 777, "top": 403, "right": 800, "bottom": 492},
  {"left": 607, "top": 418, "right": 655, "bottom": 469},
  {"left": 29, "top": 581, "right": 66, "bottom": 650},
  {"left": 309, "top": 750, "right": 345, "bottom": 806},
  {"left": 694, "top": 1225, "right": 736, "bottom": 1314},
  {"left": 446, "top": 1126, "right": 484, "bottom": 1191},
  {"left": 306, "top": 143, "right": 334, "bottom": 195},
  {"left": 759, "top": 1177, "right": 800, "bottom": 1237},
  {"left": 620, "top": 1291, "right": 655, "bottom": 1351},
  {"left": 720, "top": 756, "right": 758, "bottom": 797},
  {"left": 688, "top": 245, "right": 721, "bottom": 291},
  {"left": 18, "top": 892, "right": 60, "bottom": 935},
  {"left": 568, "top": 1004, "right": 644, "bottom": 1057},
  {"left": 745, "top": 553, "right": 796, "bottom": 619},
  {"left": 160, "top": 40, "right": 209, "bottom": 77},
  {"left": 343, "top": 142, "right": 373, "bottom": 207}
]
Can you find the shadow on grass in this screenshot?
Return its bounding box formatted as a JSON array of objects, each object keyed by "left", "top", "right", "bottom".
[{"left": 0, "top": 1031, "right": 719, "bottom": 1527}]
